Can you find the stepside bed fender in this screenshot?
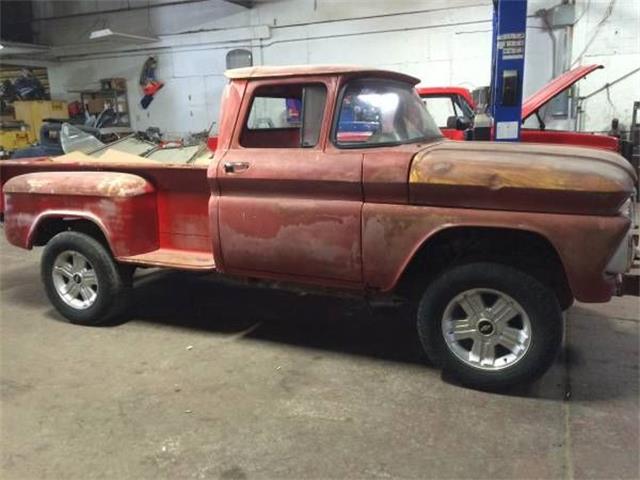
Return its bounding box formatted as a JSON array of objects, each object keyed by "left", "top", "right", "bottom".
[{"left": 3, "top": 171, "right": 159, "bottom": 257}]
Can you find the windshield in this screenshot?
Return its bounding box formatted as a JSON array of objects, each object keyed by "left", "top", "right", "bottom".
[{"left": 335, "top": 79, "right": 442, "bottom": 147}]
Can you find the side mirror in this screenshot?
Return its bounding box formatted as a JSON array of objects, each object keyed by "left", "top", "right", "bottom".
[{"left": 446, "top": 116, "right": 471, "bottom": 131}]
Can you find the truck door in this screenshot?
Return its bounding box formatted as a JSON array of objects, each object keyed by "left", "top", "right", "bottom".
[{"left": 216, "top": 78, "right": 363, "bottom": 284}]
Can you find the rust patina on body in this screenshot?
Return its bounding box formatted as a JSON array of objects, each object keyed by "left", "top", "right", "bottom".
[
  {"left": 4, "top": 171, "right": 158, "bottom": 257},
  {"left": 409, "top": 141, "right": 635, "bottom": 215},
  {"left": 0, "top": 64, "right": 637, "bottom": 306},
  {"left": 2, "top": 162, "right": 211, "bottom": 259}
]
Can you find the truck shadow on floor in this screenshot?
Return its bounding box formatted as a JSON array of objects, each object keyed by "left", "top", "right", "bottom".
[
  {"left": 8, "top": 266, "right": 633, "bottom": 401},
  {"left": 124, "top": 269, "right": 636, "bottom": 401},
  {"left": 131, "top": 270, "right": 426, "bottom": 366}
]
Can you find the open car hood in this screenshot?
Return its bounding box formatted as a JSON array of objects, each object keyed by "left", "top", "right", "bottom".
[{"left": 521, "top": 64, "right": 603, "bottom": 120}]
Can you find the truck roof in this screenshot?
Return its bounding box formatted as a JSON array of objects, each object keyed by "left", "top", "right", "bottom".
[{"left": 224, "top": 64, "right": 420, "bottom": 84}]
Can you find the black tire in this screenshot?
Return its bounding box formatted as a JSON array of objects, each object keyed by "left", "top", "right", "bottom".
[
  {"left": 41, "top": 231, "right": 132, "bottom": 326},
  {"left": 417, "top": 262, "right": 563, "bottom": 390}
]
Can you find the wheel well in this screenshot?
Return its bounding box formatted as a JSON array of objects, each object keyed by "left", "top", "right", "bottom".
[
  {"left": 396, "top": 227, "right": 574, "bottom": 310},
  {"left": 32, "top": 217, "right": 110, "bottom": 252}
]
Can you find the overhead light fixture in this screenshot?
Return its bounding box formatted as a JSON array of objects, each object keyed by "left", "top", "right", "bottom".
[
  {"left": 0, "top": 41, "right": 51, "bottom": 56},
  {"left": 89, "top": 28, "right": 159, "bottom": 43}
]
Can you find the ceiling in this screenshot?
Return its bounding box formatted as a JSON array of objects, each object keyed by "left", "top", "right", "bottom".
[{"left": 0, "top": 0, "right": 256, "bottom": 64}]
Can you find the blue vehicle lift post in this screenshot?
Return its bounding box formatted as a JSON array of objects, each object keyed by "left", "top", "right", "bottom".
[{"left": 490, "top": 0, "right": 528, "bottom": 142}]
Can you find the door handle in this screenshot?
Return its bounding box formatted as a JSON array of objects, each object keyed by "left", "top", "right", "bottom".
[{"left": 223, "top": 162, "right": 250, "bottom": 174}]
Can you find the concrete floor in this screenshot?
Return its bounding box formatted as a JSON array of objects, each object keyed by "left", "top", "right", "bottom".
[{"left": 1, "top": 234, "right": 638, "bottom": 480}]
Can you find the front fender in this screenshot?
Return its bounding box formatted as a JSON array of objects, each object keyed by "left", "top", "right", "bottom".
[
  {"left": 363, "top": 203, "right": 629, "bottom": 303},
  {"left": 3, "top": 171, "right": 159, "bottom": 256}
]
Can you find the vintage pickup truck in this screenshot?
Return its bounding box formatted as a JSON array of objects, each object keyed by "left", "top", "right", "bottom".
[{"left": 1, "top": 65, "right": 637, "bottom": 390}]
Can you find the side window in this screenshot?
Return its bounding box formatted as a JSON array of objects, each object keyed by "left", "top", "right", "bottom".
[
  {"left": 247, "top": 96, "right": 299, "bottom": 130},
  {"left": 421, "top": 96, "right": 455, "bottom": 128},
  {"left": 240, "top": 83, "right": 327, "bottom": 148}
]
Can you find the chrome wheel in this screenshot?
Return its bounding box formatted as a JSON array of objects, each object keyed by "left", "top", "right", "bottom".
[
  {"left": 442, "top": 288, "right": 532, "bottom": 371},
  {"left": 51, "top": 250, "right": 99, "bottom": 310}
]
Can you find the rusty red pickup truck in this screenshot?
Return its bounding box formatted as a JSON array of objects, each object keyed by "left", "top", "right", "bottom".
[{"left": 1, "top": 65, "right": 637, "bottom": 390}]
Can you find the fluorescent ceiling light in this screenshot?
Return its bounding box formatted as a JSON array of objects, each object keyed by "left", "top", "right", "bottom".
[
  {"left": 89, "top": 28, "right": 159, "bottom": 43},
  {"left": 0, "top": 41, "right": 51, "bottom": 56}
]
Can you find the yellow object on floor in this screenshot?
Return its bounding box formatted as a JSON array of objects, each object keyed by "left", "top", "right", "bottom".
[
  {"left": 14, "top": 100, "right": 68, "bottom": 141},
  {"left": 0, "top": 129, "right": 32, "bottom": 151}
]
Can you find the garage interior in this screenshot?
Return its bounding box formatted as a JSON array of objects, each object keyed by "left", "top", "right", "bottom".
[{"left": 1, "top": 1, "right": 639, "bottom": 479}]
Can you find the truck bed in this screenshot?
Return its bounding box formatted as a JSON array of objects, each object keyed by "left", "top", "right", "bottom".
[{"left": 0, "top": 155, "right": 216, "bottom": 270}]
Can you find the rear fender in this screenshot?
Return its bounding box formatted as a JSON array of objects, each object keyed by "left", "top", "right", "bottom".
[{"left": 3, "top": 171, "right": 159, "bottom": 256}]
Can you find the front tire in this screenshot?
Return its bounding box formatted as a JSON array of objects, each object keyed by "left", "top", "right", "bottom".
[
  {"left": 41, "top": 231, "right": 132, "bottom": 326},
  {"left": 417, "top": 262, "right": 563, "bottom": 390}
]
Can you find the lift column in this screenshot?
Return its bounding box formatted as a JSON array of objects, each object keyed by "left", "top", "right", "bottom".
[{"left": 490, "top": 0, "right": 528, "bottom": 142}]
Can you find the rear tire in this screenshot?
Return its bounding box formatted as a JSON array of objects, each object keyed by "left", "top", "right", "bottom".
[
  {"left": 417, "top": 262, "right": 563, "bottom": 390},
  {"left": 41, "top": 231, "right": 132, "bottom": 326}
]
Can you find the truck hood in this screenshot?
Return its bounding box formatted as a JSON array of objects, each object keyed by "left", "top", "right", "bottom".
[
  {"left": 409, "top": 140, "right": 636, "bottom": 216},
  {"left": 522, "top": 64, "right": 603, "bottom": 120}
]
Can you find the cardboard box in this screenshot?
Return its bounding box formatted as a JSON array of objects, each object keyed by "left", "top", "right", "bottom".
[
  {"left": 101, "top": 78, "right": 127, "bottom": 92},
  {"left": 85, "top": 98, "right": 106, "bottom": 114}
]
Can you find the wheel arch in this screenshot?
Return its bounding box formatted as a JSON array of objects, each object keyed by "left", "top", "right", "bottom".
[
  {"left": 28, "top": 211, "right": 113, "bottom": 253},
  {"left": 395, "top": 225, "right": 574, "bottom": 310}
]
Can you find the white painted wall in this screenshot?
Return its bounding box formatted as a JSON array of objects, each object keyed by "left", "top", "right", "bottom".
[
  {"left": 571, "top": 0, "right": 640, "bottom": 133},
  {"left": 32, "top": 0, "right": 638, "bottom": 135}
]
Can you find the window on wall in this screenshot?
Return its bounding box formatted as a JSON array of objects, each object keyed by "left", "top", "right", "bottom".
[
  {"left": 240, "top": 83, "right": 327, "bottom": 149},
  {"left": 226, "top": 49, "right": 253, "bottom": 69}
]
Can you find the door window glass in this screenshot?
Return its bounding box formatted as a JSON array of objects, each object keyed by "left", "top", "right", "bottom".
[{"left": 241, "top": 84, "right": 327, "bottom": 148}]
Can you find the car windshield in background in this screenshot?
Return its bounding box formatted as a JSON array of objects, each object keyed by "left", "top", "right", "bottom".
[{"left": 336, "top": 80, "right": 442, "bottom": 147}]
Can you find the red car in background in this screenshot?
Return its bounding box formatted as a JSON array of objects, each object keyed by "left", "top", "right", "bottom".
[{"left": 418, "top": 65, "right": 633, "bottom": 163}]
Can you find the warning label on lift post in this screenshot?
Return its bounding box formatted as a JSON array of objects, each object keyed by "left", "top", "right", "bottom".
[{"left": 497, "top": 32, "right": 525, "bottom": 60}]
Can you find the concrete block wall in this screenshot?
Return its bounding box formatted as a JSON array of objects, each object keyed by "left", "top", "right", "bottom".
[
  {"left": 571, "top": 0, "right": 640, "bottom": 133},
  {"left": 30, "top": 0, "right": 639, "bottom": 135}
]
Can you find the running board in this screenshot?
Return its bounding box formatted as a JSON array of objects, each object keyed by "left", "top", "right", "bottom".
[{"left": 118, "top": 248, "right": 215, "bottom": 271}]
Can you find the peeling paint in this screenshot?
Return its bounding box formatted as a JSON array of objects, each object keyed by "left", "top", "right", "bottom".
[
  {"left": 362, "top": 202, "right": 630, "bottom": 302},
  {"left": 1, "top": 68, "right": 635, "bottom": 306},
  {"left": 409, "top": 141, "right": 635, "bottom": 215},
  {"left": 4, "top": 172, "right": 154, "bottom": 198}
]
